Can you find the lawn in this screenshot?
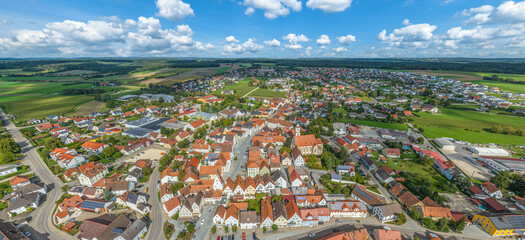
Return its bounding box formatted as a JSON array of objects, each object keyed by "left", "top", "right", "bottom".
[
  {"left": 248, "top": 88, "right": 287, "bottom": 98},
  {"left": 1, "top": 95, "right": 93, "bottom": 121},
  {"left": 347, "top": 119, "right": 409, "bottom": 131},
  {"left": 69, "top": 100, "right": 107, "bottom": 116},
  {"left": 411, "top": 108, "right": 525, "bottom": 145},
  {"left": 215, "top": 78, "right": 256, "bottom": 97},
  {"left": 215, "top": 67, "right": 231, "bottom": 74},
  {"left": 0, "top": 82, "right": 94, "bottom": 95}
]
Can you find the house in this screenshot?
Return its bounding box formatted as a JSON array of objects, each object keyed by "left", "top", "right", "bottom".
[
  {"left": 9, "top": 175, "right": 30, "bottom": 189},
  {"left": 163, "top": 196, "right": 183, "bottom": 218},
  {"left": 272, "top": 201, "right": 288, "bottom": 228},
  {"left": 77, "top": 162, "right": 109, "bottom": 187},
  {"left": 285, "top": 201, "right": 302, "bottom": 227},
  {"left": 416, "top": 206, "right": 452, "bottom": 220},
  {"left": 292, "top": 134, "right": 323, "bottom": 156},
  {"left": 288, "top": 166, "right": 304, "bottom": 187},
  {"left": 472, "top": 213, "right": 525, "bottom": 237},
  {"left": 397, "top": 191, "right": 423, "bottom": 208},
  {"left": 6, "top": 192, "right": 41, "bottom": 215},
  {"left": 291, "top": 146, "right": 305, "bottom": 167},
  {"left": 260, "top": 197, "right": 274, "bottom": 228},
  {"left": 317, "top": 229, "right": 370, "bottom": 240},
  {"left": 300, "top": 207, "right": 330, "bottom": 227},
  {"left": 372, "top": 204, "right": 403, "bottom": 223},
  {"left": 272, "top": 171, "right": 288, "bottom": 188},
  {"left": 240, "top": 210, "right": 258, "bottom": 229},
  {"left": 50, "top": 148, "right": 85, "bottom": 169},
  {"left": 375, "top": 168, "right": 395, "bottom": 185},
  {"left": 0, "top": 222, "right": 28, "bottom": 240},
  {"left": 351, "top": 184, "right": 385, "bottom": 207},
  {"left": 213, "top": 205, "right": 226, "bottom": 225},
  {"left": 336, "top": 165, "right": 355, "bottom": 176},
  {"left": 160, "top": 167, "right": 179, "bottom": 185},
  {"left": 0, "top": 165, "right": 18, "bottom": 177},
  {"left": 81, "top": 142, "right": 108, "bottom": 154},
  {"left": 224, "top": 206, "right": 240, "bottom": 227},
  {"left": 372, "top": 229, "right": 402, "bottom": 240},
  {"left": 186, "top": 119, "right": 207, "bottom": 131},
  {"left": 78, "top": 214, "right": 132, "bottom": 240},
  {"left": 106, "top": 181, "right": 134, "bottom": 196},
  {"left": 329, "top": 201, "right": 368, "bottom": 218},
  {"left": 481, "top": 181, "right": 503, "bottom": 199},
  {"left": 382, "top": 148, "right": 401, "bottom": 158},
  {"left": 421, "top": 104, "right": 438, "bottom": 113}
]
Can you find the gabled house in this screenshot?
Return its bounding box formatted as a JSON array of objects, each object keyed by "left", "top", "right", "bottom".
[{"left": 285, "top": 201, "right": 302, "bottom": 227}]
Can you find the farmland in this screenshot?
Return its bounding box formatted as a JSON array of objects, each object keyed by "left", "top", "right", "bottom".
[
  {"left": 70, "top": 100, "right": 108, "bottom": 116},
  {"left": 2, "top": 95, "right": 93, "bottom": 121},
  {"left": 216, "top": 78, "right": 256, "bottom": 97},
  {"left": 411, "top": 108, "right": 525, "bottom": 145},
  {"left": 247, "top": 88, "right": 287, "bottom": 98},
  {"left": 347, "top": 119, "right": 410, "bottom": 131}
]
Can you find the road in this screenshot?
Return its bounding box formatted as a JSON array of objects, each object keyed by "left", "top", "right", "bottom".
[
  {"left": 242, "top": 87, "right": 260, "bottom": 98},
  {"left": 144, "top": 163, "right": 164, "bottom": 240},
  {"left": 1, "top": 110, "right": 72, "bottom": 240}
]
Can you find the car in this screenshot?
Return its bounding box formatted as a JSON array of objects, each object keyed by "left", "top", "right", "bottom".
[
  {"left": 308, "top": 233, "right": 316, "bottom": 238},
  {"left": 231, "top": 235, "right": 235, "bottom": 240},
  {"left": 217, "top": 237, "right": 221, "bottom": 240},
  {"left": 252, "top": 232, "right": 256, "bottom": 239},
  {"left": 429, "top": 233, "right": 439, "bottom": 238},
  {"left": 24, "top": 232, "right": 31, "bottom": 237},
  {"left": 242, "top": 232, "right": 246, "bottom": 240},
  {"left": 200, "top": 220, "right": 204, "bottom": 225},
  {"left": 333, "top": 228, "right": 340, "bottom": 232},
  {"left": 335, "top": 219, "right": 342, "bottom": 223}
]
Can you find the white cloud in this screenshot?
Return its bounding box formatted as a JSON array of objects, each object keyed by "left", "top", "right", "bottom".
[
  {"left": 226, "top": 36, "right": 239, "bottom": 43},
  {"left": 507, "top": 37, "right": 525, "bottom": 48},
  {"left": 264, "top": 39, "right": 281, "bottom": 47},
  {"left": 442, "top": 0, "right": 454, "bottom": 5},
  {"left": 243, "top": 0, "right": 302, "bottom": 19},
  {"left": 378, "top": 23, "right": 437, "bottom": 47},
  {"left": 0, "top": 19, "right": 8, "bottom": 25},
  {"left": 462, "top": 1, "right": 525, "bottom": 25},
  {"left": 156, "top": 0, "right": 194, "bottom": 21},
  {"left": 316, "top": 35, "right": 331, "bottom": 45},
  {"left": 283, "top": 33, "right": 310, "bottom": 49},
  {"left": 0, "top": 16, "right": 212, "bottom": 57},
  {"left": 305, "top": 46, "right": 312, "bottom": 56},
  {"left": 223, "top": 38, "right": 264, "bottom": 54},
  {"left": 306, "top": 0, "right": 352, "bottom": 13},
  {"left": 334, "top": 47, "right": 348, "bottom": 52},
  {"left": 337, "top": 34, "right": 356, "bottom": 45},
  {"left": 402, "top": 19, "right": 410, "bottom": 26}
]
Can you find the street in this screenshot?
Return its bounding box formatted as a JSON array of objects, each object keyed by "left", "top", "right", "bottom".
[
  {"left": 1, "top": 110, "right": 72, "bottom": 240},
  {"left": 144, "top": 163, "right": 164, "bottom": 240}
]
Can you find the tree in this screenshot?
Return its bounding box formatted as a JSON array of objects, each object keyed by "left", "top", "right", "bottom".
[
  {"left": 211, "top": 226, "right": 216, "bottom": 234},
  {"left": 187, "top": 223, "right": 195, "bottom": 232},
  {"left": 44, "top": 138, "right": 62, "bottom": 150},
  {"left": 263, "top": 227, "right": 267, "bottom": 233},
  {"left": 421, "top": 217, "right": 436, "bottom": 229},
  {"left": 0, "top": 152, "right": 16, "bottom": 164},
  {"left": 101, "top": 146, "right": 122, "bottom": 160},
  {"left": 88, "top": 155, "right": 100, "bottom": 162},
  {"left": 436, "top": 218, "right": 449, "bottom": 232},
  {"left": 491, "top": 171, "right": 511, "bottom": 190},
  {"left": 169, "top": 182, "right": 184, "bottom": 194},
  {"left": 409, "top": 208, "right": 421, "bottom": 220},
  {"left": 271, "top": 224, "right": 278, "bottom": 232},
  {"left": 224, "top": 226, "right": 229, "bottom": 233},
  {"left": 232, "top": 226, "right": 237, "bottom": 232},
  {"left": 395, "top": 213, "right": 407, "bottom": 224},
  {"left": 0, "top": 138, "right": 21, "bottom": 154}
]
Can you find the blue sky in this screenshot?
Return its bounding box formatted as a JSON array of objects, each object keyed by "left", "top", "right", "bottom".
[{"left": 1, "top": 0, "right": 525, "bottom": 58}]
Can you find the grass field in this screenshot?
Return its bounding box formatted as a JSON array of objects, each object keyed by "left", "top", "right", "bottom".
[
  {"left": 0, "top": 76, "right": 80, "bottom": 81},
  {"left": 215, "top": 78, "right": 256, "bottom": 96},
  {"left": 70, "top": 100, "right": 107, "bottom": 116},
  {"left": 347, "top": 119, "right": 409, "bottom": 131},
  {"left": 412, "top": 108, "right": 525, "bottom": 145},
  {"left": 248, "top": 88, "right": 287, "bottom": 98},
  {"left": 215, "top": 67, "right": 232, "bottom": 74},
  {"left": 1, "top": 95, "right": 93, "bottom": 121}
]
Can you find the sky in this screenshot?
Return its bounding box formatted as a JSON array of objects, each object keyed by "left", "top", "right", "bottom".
[{"left": 1, "top": 0, "right": 525, "bottom": 58}]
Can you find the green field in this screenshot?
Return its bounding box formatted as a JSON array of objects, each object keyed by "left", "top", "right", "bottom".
[
  {"left": 1, "top": 95, "right": 93, "bottom": 121},
  {"left": 215, "top": 67, "right": 231, "bottom": 74},
  {"left": 0, "top": 82, "right": 94, "bottom": 95},
  {"left": 412, "top": 108, "right": 525, "bottom": 145},
  {"left": 215, "top": 78, "right": 256, "bottom": 96},
  {"left": 348, "top": 119, "right": 409, "bottom": 131},
  {"left": 248, "top": 88, "right": 287, "bottom": 98}
]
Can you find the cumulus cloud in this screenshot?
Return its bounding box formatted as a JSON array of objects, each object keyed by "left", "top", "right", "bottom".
[
  {"left": 243, "top": 0, "right": 302, "bottom": 19},
  {"left": 305, "top": 46, "right": 312, "bottom": 56},
  {"left": 378, "top": 22, "right": 437, "bottom": 47},
  {"left": 226, "top": 36, "right": 239, "bottom": 43},
  {"left": 264, "top": 39, "right": 281, "bottom": 47},
  {"left": 156, "top": 0, "right": 194, "bottom": 21},
  {"left": 337, "top": 34, "right": 356, "bottom": 45},
  {"left": 316, "top": 35, "right": 331, "bottom": 45},
  {"left": 507, "top": 37, "right": 525, "bottom": 48},
  {"left": 334, "top": 47, "right": 348, "bottom": 53},
  {"left": 283, "top": 33, "right": 310, "bottom": 49},
  {"left": 462, "top": 1, "right": 525, "bottom": 25},
  {"left": 306, "top": 0, "right": 352, "bottom": 13},
  {"left": 0, "top": 16, "right": 212, "bottom": 57},
  {"left": 0, "top": 19, "right": 9, "bottom": 25},
  {"left": 223, "top": 38, "right": 264, "bottom": 54}
]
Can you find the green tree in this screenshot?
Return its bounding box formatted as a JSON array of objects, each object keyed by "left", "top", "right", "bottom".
[
  {"left": 224, "top": 226, "right": 229, "bottom": 233},
  {"left": 211, "top": 226, "right": 216, "bottom": 234},
  {"left": 271, "top": 224, "right": 278, "bottom": 232},
  {"left": 44, "top": 138, "right": 62, "bottom": 150},
  {"left": 421, "top": 217, "right": 436, "bottom": 229},
  {"left": 88, "top": 155, "right": 100, "bottom": 162},
  {"left": 409, "top": 208, "right": 421, "bottom": 220},
  {"left": 395, "top": 213, "right": 407, "bottom": 224},
  {"left": 0, "top": 152, "right": 16, "bottom": 164},
  {"left": 0, "top": 138, "right": 21, "bottom": 154},
  {"left": 101, "top": 146, "right": 122, "bottom": 160},
  {"left": 232, "top": 226, "right": 237, "bottom": 232},
  {"left": 263, "top": 227, "right": 267, "bottom": 233},
  {"left": 491, "top": 171, "right": 511, "bottom": 190}
]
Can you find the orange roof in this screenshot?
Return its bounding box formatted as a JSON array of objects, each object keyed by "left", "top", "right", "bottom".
[
  {"left": 293, "top": 134, "right": 322, "bottom": 147},
  {"left": 229, "top": 202, "right": 248, "bottom": 210},
  {"left": 58, "top": 195, "right": 84, "bottom": 212},
  {"left": 260, "top": 197, "right": 273, "bottom": 222},
  {"left": 214, "top": 205, "right": 226, "bottom": 218},
  {"left": 225, "top": 205, "right": 240, "bottom": 220},
  {"left": 55, "top": 211, "right": 69, "bottom": 219},
  {"left": 164, "top": 196, "right": 182, "bottom": 212},
  {"left": 77, "top": 162, "right": 107, "bottom": 178},
  {"left": 81, "top": 142, "right": 106, "bottom": 150},
  {"left": 190, "top": 119, "right": 206, "bottom": 128},
  {"left": 10, "top": 175, "right": 29, "bottom": 186},
  {"left": 285, "top": 200, "right": 300, "bottom": 219},
  {"left": 199, "top": 166, "right": 221, "bottom": 176},
  {"left": 418, "top": 206, "right": 452, "bottom": 218}
]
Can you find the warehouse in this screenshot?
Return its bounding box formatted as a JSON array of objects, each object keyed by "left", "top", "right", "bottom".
[
  {"left": 467, "top": 147, "right": 509, "bottom": 157},
  {"left": 434, "top": 138, "right": 455, "bottom": 151}
]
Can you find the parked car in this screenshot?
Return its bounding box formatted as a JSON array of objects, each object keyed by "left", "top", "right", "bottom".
[
  {"left": 242, "top": 232, "right": 246, "bottom": 240},
  {"left": 335, "top": 219, "right": 342, "bottom": 223},
  {"left": 333, "top": 228, "right": 340, "bottom": 232},
  {"left": 308, "top": 233, "right": 316, "bottom": 238}
]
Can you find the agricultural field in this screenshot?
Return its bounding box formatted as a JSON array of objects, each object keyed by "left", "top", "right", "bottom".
[
  {"left": 248, "top": 88, "right": 287, "bottom": 98},
  {"left": 348, "top": 119, "right": 409, "bottom": 131},
  {"left": 400, "top": 70, "right": 525, "bottom": 93},
  {"left": 2, "top": 95, "right": 93, "bottom": 121},
  {"left": 411, "top": 107, "right": 525, "bottom": 145},
  {"left": 215, "top": 78, "right": 256, "bottom": 97},
  {"left": 70, "top": 100, "right": 108, "bottom": 116}
]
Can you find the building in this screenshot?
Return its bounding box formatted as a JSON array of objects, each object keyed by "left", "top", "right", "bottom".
[
  {"left": 372, "top": 204, "right": 403, "bottom": 223},
  {"left": 9, "top": 175, "right": 30, "bottom": 189},
  {"left": 0, "top": 165, "right": 18, "bottom": 177},
  {"left": 434, "top": 138, "right": 455, "bottom": 151},
  {"left": 467, "top": 147, "right": 509, "bottom": 157},
  {"left": 329, "top": 201, "right": 368, "bottom": 218},
  {"left": 81, "top": 142, "right": 108, "bottom": 154},
  {"left": 0, "top": 222, "right": 29, "bottom": 240},
  {"left": 481, "top": 181, "right": 503, "bottom": 199},
  {"left": 372, "top": 228, "right": 402, "bottom": 240},
  {"left": 240, "top": 210, "right": 258, "bottom": 229},
  {"left": 472, "top": 213, "right": 525, "bottom": 236},
  {"left": 77, "top": 162, "right": 109, "bottom": 187},
  {"left": 382, "top": 148, "right": 401, "bottom": 158},
  {"left": 292, "top": 134, "right": 323, "bottom": 156},
  {"left": 416, "top": 206, "right": 452, "bottom": 220}
]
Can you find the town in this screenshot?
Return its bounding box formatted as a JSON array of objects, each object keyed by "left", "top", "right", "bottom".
[{"left": 1, "top": 65, "right": 525, "bottom": 240}]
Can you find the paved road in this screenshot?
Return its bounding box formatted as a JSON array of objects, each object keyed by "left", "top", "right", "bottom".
[
  {"left": 144, "top": 163, "right": 164, "bottom": 240},
  {"left": 1, "top": 110, "right": 71, "bottom": 240}
]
